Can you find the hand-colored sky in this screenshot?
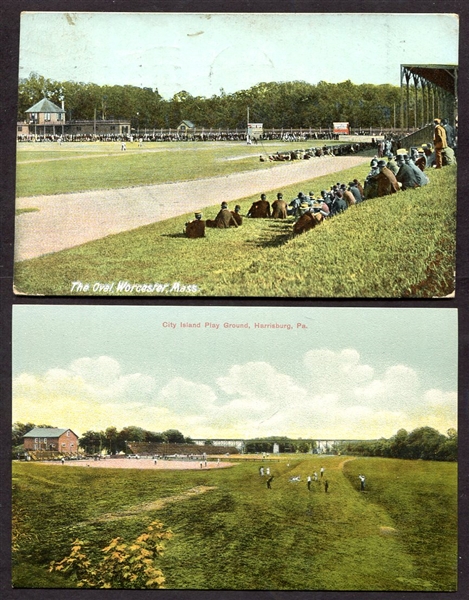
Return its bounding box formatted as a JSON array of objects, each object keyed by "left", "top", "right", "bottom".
[
  {"left": 13, "top": 306, "right": 457, "bottom": 440},
  {"left": 19, "top": 12, "right": 459, "bottom": 99}
]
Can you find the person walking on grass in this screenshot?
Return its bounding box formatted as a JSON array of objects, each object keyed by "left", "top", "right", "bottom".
[
  {"left": 320, "top": 467, "right": 325, "bottom": 478},
  {"left": 324, "top": 480, "right": 329, "bottom": 493},
  {"left": 307, "top": 475, "right": 312, "bottom": 491},
  {"left": 359, "top": 474, "right": 366, "bottom": 491},
  {"left": 267, "top": 475, "right": 274, "bottom": 489}
]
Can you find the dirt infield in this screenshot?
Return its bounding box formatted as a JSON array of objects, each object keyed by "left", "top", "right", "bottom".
[
  {"left": 15, "top": 155, "right": 369, "bottom": 261},
  {"left": 42, "top": 457, "right": 233, "bottom": 470}
]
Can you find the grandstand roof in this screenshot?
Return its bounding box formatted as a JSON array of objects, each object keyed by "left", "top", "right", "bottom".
[{"left": 401, "top": 64, "right": 458, "bottom": 95}]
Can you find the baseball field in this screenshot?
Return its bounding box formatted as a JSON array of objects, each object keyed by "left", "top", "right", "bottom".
[
  {"left": 14, "top": 140, "right": 456, "bottom": 297},
  {"left": 12, "top": 454, "right": 457, "bottom": 590}
]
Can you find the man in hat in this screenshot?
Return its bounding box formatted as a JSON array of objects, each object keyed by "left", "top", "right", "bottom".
[
  {"left": 395, "top": 155, "right": 421, "bottom": 190},
  {"left": 433, "top": 118, "right": 448, "bottom": 169},
  {"left": 413, "top": 148, "right": 427, "bottom": 172},
  {"left": 247, "top": 193, "right": 271, "bottom": 218},
  {"left": 207, "top": 201, "right": 239, "bottom": 228},
  {"left": 404, "top": 154, "right": 429, "bottom": 186},
  {"left": 364, "top": 159, "right": 380, "bottom": 199},
  {"left": 373, "top": 159, "right": 401, "bottom": 196},
  {"left": 385, "top": 152, "right": 399, "bottom": 175},
  {"left": 184, "top": 212, "right": 206, "bottom": 238},
  {"left": 271, "top": 192, "right": 288, "bottom": 219},
  {"left": 340, "top": 183, "right": 357, "bottom": 207},
  {"left": 231, "top": 204, "right": 243, "bottom": 225},
  {"left": 293, "top": 209, "right": 324, "bottom": 235},
  {"left": 348, "top": 181, "right": 363, "bottom": 204},
  {"left": 330, "top": 190, "right": 348, "bottom": 216},
  {"left": 442, "top": 118, "right": 455, "bottom": 148}
]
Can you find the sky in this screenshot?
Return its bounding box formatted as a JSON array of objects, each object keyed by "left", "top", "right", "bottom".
[
  {"left": 12, "top": 306, "right": 457, "bottom": 440},
  {"left": 18, "top": 12, "right": 459, "bottom": 99}
]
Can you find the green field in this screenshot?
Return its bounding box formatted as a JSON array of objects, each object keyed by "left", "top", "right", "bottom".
[
  {"left": 16, "top": 140, "right": 344, "bottom": 196},
  {"left": 12, "top": 456, "right": 457, "bottom": 590}
]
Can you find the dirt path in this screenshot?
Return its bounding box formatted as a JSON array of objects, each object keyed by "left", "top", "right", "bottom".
[
  {"left": 15, "top": 155, "right": 369, "bottom": 261},
  {"left": 75, "top": 485, "right": 218, "bottom": 526}
]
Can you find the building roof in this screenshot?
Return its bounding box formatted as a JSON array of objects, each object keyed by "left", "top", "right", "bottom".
[
  {"left": 23, "top": 427, "right": 76, "bottom": 438},
  {"left": 26, "top": 98, "right": 64, "bottom": 114},
  {"left": 179, "top": 120, "right": 195, "bottom": 128}
]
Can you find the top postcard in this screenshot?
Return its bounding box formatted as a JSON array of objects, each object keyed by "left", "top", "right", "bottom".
[{"left": 13, "top": 12, "right": 458, "bottom": 297}]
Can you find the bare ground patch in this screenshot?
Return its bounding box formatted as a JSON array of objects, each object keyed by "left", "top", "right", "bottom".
[{"left": 78, "top": 485, "right": 218, "bottom": 526}]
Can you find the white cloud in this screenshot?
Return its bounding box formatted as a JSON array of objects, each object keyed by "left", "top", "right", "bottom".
[
  {"left": 12, "top": 351, "right": 457, "bottom": 439},
  {"left": 157, "top": 377, "right": 217, "bottom": 414}
]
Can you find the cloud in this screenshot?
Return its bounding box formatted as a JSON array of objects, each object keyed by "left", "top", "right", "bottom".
[
  {"left": 157, "top": 377, "right": 217, "bottom": 414},
  {"left": 12, "top": 350, "right": 457, "bottom": 440}
]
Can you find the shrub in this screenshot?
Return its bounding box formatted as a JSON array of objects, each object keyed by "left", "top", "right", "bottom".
[{"left": 49, "top": 520, "right": 172, "bottom": 589}]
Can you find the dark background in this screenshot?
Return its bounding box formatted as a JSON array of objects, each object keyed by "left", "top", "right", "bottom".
[{"left": 1, "top": 1, "right": 468, "bottom": 600}]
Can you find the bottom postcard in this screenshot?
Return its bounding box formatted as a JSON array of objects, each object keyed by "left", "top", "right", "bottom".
[{"left": 11, "top": 305, "right": 457, "bottom": 590}]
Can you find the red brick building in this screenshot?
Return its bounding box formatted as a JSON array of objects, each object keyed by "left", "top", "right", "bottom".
[{"left": 23, "top": 427, "right": 79, "bottom": 453}]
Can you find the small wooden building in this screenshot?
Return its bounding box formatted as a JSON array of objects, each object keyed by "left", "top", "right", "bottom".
[{"left": 177, "top": 120, "right": 196, "bottom": 138}]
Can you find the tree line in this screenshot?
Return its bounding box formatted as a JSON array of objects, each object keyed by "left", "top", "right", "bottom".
[
  {"left": 12, "top": 422, "right": 457, "bottom": 461},
  {"left": 18, "top": 72, "right": 403, "bottom": 130},
  {"left": 335, "top": 427, "right": 457, "bottom": 461}
]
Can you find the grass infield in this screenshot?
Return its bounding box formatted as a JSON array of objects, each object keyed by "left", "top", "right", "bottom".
[{"left": 12, "top": 455, "right": 457, "bottom": 590}]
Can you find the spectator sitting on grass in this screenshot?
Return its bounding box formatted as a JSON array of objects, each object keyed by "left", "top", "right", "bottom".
[
  {"left": 340, "top": 183, "right": 357, "bottom": 207},
  {"left": 231, "top": 204, "right": 243, "bottom": 225},
  {"left": 364, "top": 158, "right": 380, "bottom": 199},
  {"left": 271, "top": 193, "right": 288, "bottom": 219},
  {"left": 330, "top": 189, "right": 348, "bottom": 216},
  {"left": 184, "top": 212, "right": 206, "bottom": 238},
  {"left": 442, "top": 145, "right": 457, "bottom": 166},
  {"left": 404, "top": 154, "right": 429, "bottom": 186},
  {"left": 348, "top": 181, "right": 364, "bottom": 203},
  {"left": 206, "top": 202, "right": 239, "bottom": 228},
  {"left": 395, "top": 155, "right": 421, "bottom": 190},
  {"left": 247, "top": 194, "right": 271, "bottom": 218},
  {"left": 385, "top": 152, "right": 399, "bottom": 175}
]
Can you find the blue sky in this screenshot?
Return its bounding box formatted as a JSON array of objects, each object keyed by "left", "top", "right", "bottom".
[
  {"left": 13, "top": 306, "right": 457, "bottom": 439},
  {"left": 19, "top": 12, "right": 459, "bottom": 99}
]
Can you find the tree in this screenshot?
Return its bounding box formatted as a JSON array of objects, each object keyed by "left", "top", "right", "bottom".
[
  {"left": 162, "top": 429, "right": 186, "bottom": 444},
  {"left": 406, "top": 426, "right": 446, "bottom": 460},
  {"left": 79, "top": 430, "right": 104, "bottom": 454},
  {"left": 105, "top": 427, "right": 118, "bottom": 455}
]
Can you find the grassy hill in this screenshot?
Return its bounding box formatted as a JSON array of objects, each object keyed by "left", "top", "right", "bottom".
[
  {"left": 12, "top": 455, "right": 457, "bottom": 590},
  {"left": 14, "top": 164, "right": 456, "bottom": 297}
]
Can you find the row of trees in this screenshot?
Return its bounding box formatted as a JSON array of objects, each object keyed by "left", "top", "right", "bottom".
[
  {"left": 335, "top": 427, "right": 457, "bottom": 461},
  {"left": 245, "top": 437, "right": 318, "bottom": 454},
  {"left": 18, "top": 72, "right": 403, "bottom": 130},
  {"left": 12, "top": 422, "right": 457, "bottom": 461},
  {"left": 77, "top": 426, "right": 193, "bottom": 455}
]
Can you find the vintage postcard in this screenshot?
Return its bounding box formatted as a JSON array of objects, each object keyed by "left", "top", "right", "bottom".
[
  {"left": 12, "top": 305, "right": 457, "bottom": 590},
  {"left": 13, "top": 12, "right": 458, "bottom": 297}
]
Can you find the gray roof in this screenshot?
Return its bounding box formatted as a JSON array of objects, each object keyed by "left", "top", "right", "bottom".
[
  {"left": 26, "top": 98, "right": 64, "bottom": 114},
  {"left": 179, "top": 120, "right": 195, "bottom": 128},
  {"left": 23, "top": 427, "right": 75, "bottom": 438}
]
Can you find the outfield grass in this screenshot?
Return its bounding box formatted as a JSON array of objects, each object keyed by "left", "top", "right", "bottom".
[
  {"left": 14, "top": 164, "right": 456, "bottom": 297},
  {"left": 16, "top": 140, "right": 350, "bottom": 196},
  {"left": 12, "top": 456, "right": 457, "bottom": 590}
]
